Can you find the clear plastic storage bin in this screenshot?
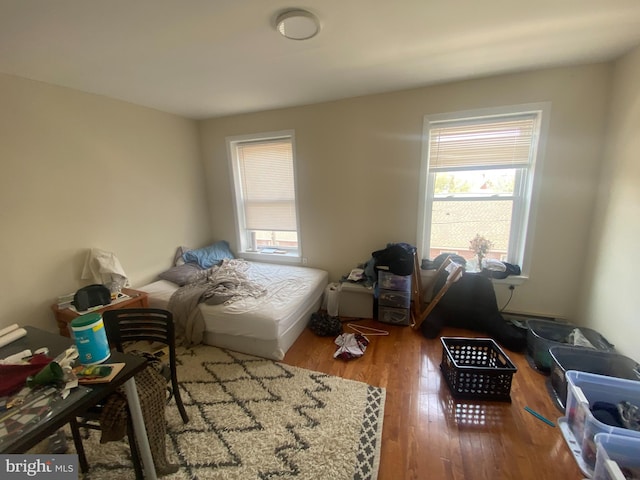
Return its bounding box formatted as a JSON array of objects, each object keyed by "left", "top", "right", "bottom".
[
  {"left": 377, "top": 270, "right": 411, "bottom": 291},
  {"left": 527, "top": 319, "right": 615, "bottom": 371},
  {"left": 377, "top": 305, "right": 411, "bottom": 325},
  {"left": 592, "top": 433, "right": 640, "bottom": 480},
  {"left": 560, "top": 370, "right": 640, "bottom": 477},
  {"left": 378, "top": 289, "right": 411, "bottom": 309}
]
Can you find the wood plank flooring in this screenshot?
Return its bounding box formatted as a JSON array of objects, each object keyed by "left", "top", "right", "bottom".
[{"left": 282, "top": 319, "right": 584, "bottom": 480}]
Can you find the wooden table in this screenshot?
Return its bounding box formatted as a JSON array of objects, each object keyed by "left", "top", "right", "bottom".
[{"left": 51, "top": 288, "right": 149, "bottom": 337}]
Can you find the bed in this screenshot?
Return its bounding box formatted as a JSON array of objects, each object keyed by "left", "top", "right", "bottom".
[{"left": 139, "top": 254, "right": 328, "bottom": 361}]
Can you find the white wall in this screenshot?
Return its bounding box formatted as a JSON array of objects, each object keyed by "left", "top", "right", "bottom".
[
  {"left": 579, "top": 45, "right": 640, "bottom": 360},
  {"left": 0, "top": 74, "right": 212, "bottom": 332},
  {"left": 200, "top": 64, "right": 611, "bottom": 321}
]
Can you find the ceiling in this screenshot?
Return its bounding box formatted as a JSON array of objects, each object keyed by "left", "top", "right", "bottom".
[{"left": 2, "top": 0, "right": 640, "bottom": 120}]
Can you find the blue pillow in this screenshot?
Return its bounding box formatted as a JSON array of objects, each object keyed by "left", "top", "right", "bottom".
[{"left": 183, "top": 241, "right": 235, "bottom": 268}]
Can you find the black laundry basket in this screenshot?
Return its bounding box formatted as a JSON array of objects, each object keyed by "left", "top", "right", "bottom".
[{"left": 440, "top": 337, "right": 517, "bottom": 402}]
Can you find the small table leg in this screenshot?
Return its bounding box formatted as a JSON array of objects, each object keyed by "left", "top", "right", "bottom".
[{"left": 123, "top": 377, "right": 157, "bottom": 480}]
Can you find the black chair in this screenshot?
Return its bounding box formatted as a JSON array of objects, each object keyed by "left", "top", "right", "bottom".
[
  {"left": 102, "top": 308, "right": 189, "bottom": 423},
  {"left": 69, "top": 308, "right": 189, "bottom": 477}
]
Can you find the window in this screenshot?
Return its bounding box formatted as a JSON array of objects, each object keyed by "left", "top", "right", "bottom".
[
  {"left": 417, "top": 104, "right": 549, "bottom": 275},
  {"left": 227, "top": 130, "right": 301, "bottom": 260}
]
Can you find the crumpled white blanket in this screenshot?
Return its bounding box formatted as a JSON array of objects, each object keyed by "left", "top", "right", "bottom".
[
  {"left": 81, "top": 248, "right": 129, "bottom": 287},
  {"left": 333, "top": 333, "right": 369, "bottom": 360},
  {"left": 168, "top": 259, "right": 267, "bottom": 345},
  {"left": 199, "top": 259, "right": 267, "bottom": 305}
]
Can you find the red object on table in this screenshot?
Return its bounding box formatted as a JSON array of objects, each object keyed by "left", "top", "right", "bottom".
[{"left": 0, "top": 354, "right": 53, "bottom": 396}]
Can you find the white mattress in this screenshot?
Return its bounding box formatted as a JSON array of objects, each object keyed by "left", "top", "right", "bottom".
[{"left": 139, "top": 261, "right": 328, "bottom": 360}]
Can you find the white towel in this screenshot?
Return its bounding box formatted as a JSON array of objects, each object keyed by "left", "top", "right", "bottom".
[{"left": 81, "top": 248, "right": 130, "bottom": 287}]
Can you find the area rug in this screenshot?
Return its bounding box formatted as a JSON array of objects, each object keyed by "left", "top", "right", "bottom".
[{"left": 69, "top": 345, "right": 386, "bottom": 480}]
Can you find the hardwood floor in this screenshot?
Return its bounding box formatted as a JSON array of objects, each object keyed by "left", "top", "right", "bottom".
[{"left": 283, "top": 319, "right": 584, "bottom": 480}]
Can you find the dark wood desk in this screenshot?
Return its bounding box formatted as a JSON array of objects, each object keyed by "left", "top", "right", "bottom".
[{"left": 0, "top": 326, "right": 157, "bottom": 479}]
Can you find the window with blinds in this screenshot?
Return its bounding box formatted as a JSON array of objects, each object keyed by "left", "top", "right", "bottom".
[
  {"left": 428, "top": 116, "right": 536, "bottom": 171},
  {"left": 418, "top": 105, "right": 548, "bottom": 274},
  {"left": 228, "top": 131, "right": 300, "bottom": 257}
]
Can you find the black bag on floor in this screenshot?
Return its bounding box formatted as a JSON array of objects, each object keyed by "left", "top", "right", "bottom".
[
  {"left": 309, "top": 311, "right": 342, "bottom": 337},
  {"left": 420, "top": 272, "right": 526, "bottom": 352}
]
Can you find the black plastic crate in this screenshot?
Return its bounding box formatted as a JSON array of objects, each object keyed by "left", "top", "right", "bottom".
[{"left": 440, "top": 337, "right": 517, "bottom": 402}]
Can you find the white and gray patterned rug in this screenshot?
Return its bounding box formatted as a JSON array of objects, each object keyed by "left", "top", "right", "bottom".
[{"left": 70, "top": 345, "right": 385, "bottom": 480}]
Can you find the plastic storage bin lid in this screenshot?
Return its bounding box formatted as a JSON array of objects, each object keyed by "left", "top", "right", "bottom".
[{"left": 339, "top": 282, "right": 374, "bottom": 294}]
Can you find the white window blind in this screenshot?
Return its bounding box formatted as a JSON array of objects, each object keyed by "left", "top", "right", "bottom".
[
  {"left": 236, "top": 139, "right": 297, "bottom": 232},
  {"left": 428, "top": 116, "right": 536, "bottom": 171},
  {"left": 418, "top": 104, "right": 549, "bottom": 276}
]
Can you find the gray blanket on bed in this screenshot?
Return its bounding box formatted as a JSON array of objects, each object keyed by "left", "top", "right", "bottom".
[{"left": 168, "top": 259, "right": 267, "bottom": 345}]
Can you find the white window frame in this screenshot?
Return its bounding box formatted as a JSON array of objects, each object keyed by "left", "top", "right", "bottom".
[
  {"left": 417, "top": 103, "right": 550, "bottom": 280},
  {"left": 227, "top": 130, "right": 302, "bottom": 264}
]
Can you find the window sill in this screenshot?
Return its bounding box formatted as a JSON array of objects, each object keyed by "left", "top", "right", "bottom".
[
  {"left": 238, "top": 251, "right": 302, "bottom": 265},
  {"left": 491, "top": 275, "right": 528, "bottom": 286}
]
